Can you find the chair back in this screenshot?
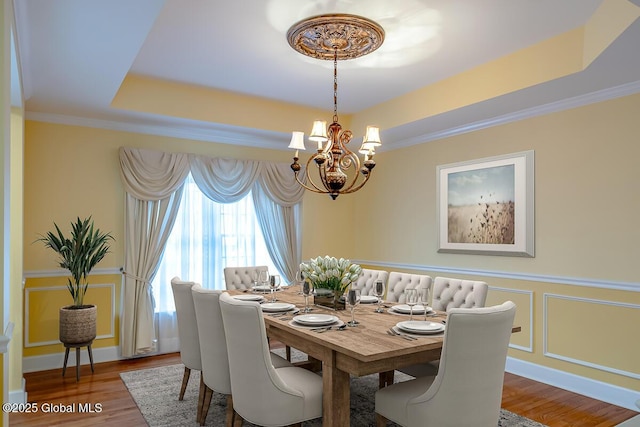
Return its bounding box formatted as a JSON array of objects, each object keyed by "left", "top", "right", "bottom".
[
  {"left": 170, "top": 277, "right": 202, "bottom": 370},
  {"left": 431, "top": 277, "right": 488, "bottom": 311},
  {"left": 223, "top": 265, "right": 268, "bottom": 290},
  {"left": 218, "top": 292, "right": 314, "bottom": 425},
  {"left": 386, "top": 272, "right": 432, "bottom": 303},
  {"left": 191, "top": 285, "right": 231, "bottom": 394},
  {"left": 352, "top": 268, "right": 389, "bottom": 295},
  {"left": 409, "top": 301, "right": 516, "bottom": 426}
]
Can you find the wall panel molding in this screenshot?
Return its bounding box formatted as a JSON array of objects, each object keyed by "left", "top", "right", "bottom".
[
  {"left": 490, "top": 286, "right": 533, "bottom": 353},
  {"left": 24, "top": 283, "right": 116, "bottom": 347},
  {"left": 543, "top": 293, "right": 640, "bottom": 380}
]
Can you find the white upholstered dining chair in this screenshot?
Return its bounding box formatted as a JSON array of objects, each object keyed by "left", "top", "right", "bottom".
[
  {"left": 399, "top": 276, "right": 489, "bottom": 378},
  {"left": 191, "top": 285, "right": 291, "bottom": 426},
  {"left": 375, "top": 301, "right": 517, "bottom": 427},
  {"left": 385, "top": 272, "right": 432, "bottom": 303},
  {"left": 170, "top": 277, "right": 203, "bottom": 421},
  {"left": 219, "top": 292, "right": 323, "bottom": 426},
  {"left": 353, "top": 268, "right": 389, "bottom": 295},
  {"left": 223, "top": 265, "right": 268, "bottom": 290},
  {"left": 431, "top": 276, "right": 488, "bottom": 311}
]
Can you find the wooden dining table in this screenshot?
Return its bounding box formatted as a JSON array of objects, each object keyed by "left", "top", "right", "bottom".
[{"left": 230, "top": 286, "right": 520, "bottom": 427}]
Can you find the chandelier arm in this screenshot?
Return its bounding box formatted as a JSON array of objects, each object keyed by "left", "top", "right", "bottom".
[
  {"left": 336, "top": 171, "right": 374, "bottom": 195},
  {"left": 293, "top": 171, "right": 327, "bottom": 194},
  {"left": 304, "top": 155, "right": 330, "bottom": 193}
]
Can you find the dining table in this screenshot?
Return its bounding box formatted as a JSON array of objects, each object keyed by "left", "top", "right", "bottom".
[{"left": 230, "top": 285, "right": 521, "bottom": 427}]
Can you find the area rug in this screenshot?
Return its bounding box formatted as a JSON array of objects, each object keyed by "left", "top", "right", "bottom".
[{"left": 120, "top": 350, "right": 547, "bottom": 427}]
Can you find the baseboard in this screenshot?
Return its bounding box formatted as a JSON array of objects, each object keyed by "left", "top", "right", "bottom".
[
  {"left": 506, "top": 356, "right": 640, "bottom": 411},
  {"left": 22, "top": 345, "right": 120, "bottom": 373},
  {"left": 9, "top": 377, "right": 27, "bottom": 404},
  {"left": 617, "top": 415, "right": 640, "bottom": 427}
]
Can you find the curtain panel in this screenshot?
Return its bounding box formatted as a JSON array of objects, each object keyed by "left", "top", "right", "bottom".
[{"left": 118, "top": 146, "right": 304, "bottom": 357}]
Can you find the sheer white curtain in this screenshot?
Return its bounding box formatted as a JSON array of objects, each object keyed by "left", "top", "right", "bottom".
[{"left": 119, "top": 147, "right": 305, "bottom": 357}]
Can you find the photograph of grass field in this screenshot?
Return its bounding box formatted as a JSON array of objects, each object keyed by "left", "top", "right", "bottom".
[{"left": 437, "top": 151, "right": 534, "bottom": 256}]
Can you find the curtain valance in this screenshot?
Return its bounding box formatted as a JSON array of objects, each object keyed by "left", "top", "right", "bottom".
[{"left": 119, "top": 147, "right": 305, "bottom": 205}]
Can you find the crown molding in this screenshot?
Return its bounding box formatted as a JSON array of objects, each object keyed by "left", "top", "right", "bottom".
[
  {"left": 388, "top": 80, "right": 640, "bottom": 150},
  {"left": 25, "top": 80, "right": 640, "bottom": 152},
  {"left": 24, "top": 111, "right": 291, "bottom": 151}
]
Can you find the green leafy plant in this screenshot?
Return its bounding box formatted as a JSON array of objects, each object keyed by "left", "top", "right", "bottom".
[
  {"left": 36, "top": 216, "right": 114, "bottom": 307},
  {"left": 299, "top": 255, "right": 362, "bottom": 293}
]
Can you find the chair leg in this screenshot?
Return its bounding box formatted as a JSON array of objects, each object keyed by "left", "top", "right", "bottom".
[
  {"left": 286, "top": 345, "right": 292, "bottom": 361},
  {"left": 199, "top": 386, "right": 213, "bottom": 426},
  {"left": 196, "top": 375, "right": 206, "bottom": 423},
  {"left": 224, "top": 394, "right": 235, "bottom": 427},
  {"left": 376, "top": 413, "right": 388, "bottom": 427},
  {"left": 179, "top": 367, "right": 191, "bottom": 400}
]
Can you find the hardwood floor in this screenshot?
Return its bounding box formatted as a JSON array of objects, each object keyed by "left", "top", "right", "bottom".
[{"left": 10, "top": 351, "right": 638, "bottom": 426}]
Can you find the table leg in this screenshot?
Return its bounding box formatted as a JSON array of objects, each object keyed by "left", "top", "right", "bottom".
[{"left": 322, "top": 354, "right": 350, "bottom": 427}]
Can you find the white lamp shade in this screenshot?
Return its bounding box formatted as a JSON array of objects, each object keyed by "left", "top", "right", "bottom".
[
  {"left": 309, "top": 120, "right": 328, "bottom": 142},
  {"left": 288, "top": 131, "right": 306, "bottom": 150},
  {"left": 363, "top": 126, "right": 381, "bottom": 146}
]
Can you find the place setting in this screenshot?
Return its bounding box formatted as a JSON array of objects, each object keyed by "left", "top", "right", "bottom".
[
  {"left": 288, "top": 313, "right": 346, "bottom": 332},
  {"left": 262, "top": 301, "right": 299, "bottom": 317},
  {"left": 389, "top": 320, "right": 446, "bottom": 340}
]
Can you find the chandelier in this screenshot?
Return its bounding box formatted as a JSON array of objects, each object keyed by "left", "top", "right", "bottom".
[{"left": 286, "top": 14, "right": 385, "bottom": 200}]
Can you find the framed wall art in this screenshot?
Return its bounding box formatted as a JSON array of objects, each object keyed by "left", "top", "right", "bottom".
[{"left": 436, "top": 150, "right": 534, "bottom": 257}]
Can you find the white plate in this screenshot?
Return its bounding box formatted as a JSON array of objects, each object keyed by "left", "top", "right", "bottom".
[
  {"left": 232, "top": 294, "right": 264, "bottom": 302},
  {"left": 359, "top": 295, "right": 379, "bottom": 304},
  {"left": 261, "top": 302, "right": 296, "bottom": 312},
  {"left": 293, "top": 314, "right": 339, "bottom": 326},
  {"left": 253, "top": 285, "right": 280, "bottom": 292},
  {"left": 391, "top": 304, "right": 430, "bottom": 314},
  {"left": 396, "top": 320, "right": 445, "bottom": 334}
]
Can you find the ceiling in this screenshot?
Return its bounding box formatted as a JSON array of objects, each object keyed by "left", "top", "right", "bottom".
[{"left": 11, "top": 0, "right": 640, "bottom": 151}]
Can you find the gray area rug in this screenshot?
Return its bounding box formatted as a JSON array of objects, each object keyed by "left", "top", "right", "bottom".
[{"left": 120, "top": 349, "right": 547, "bottom": 427}]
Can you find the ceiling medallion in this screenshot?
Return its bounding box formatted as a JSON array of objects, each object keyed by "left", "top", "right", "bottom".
[{"left": 287, "top": 14, "right": 385, "bottom": 61}]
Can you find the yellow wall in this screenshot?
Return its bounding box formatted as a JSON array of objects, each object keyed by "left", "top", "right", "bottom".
[
  {"left": 352, "top": 93, "right": 640, "bottom": 392},
  {"left": 22, "top": 121, "right": 356, "bottom": 361},
  {"left": 22, "top": 92, "right": 640, "bottom": 401}
]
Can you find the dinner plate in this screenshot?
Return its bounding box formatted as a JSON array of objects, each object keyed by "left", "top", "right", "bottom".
[
  {"left": 261, "top": 302, "right": 296, "bottom": 312},
  {"left": 391, "top": 304, "right": 430, "bottom": 314},
  {"left": 396, "top": 320, "right": 445, "bottom": 334},
  {"left": 253, "top": 284, "right": 280, "bottom": 292},
  {"left": 293, "top": 314, "right": 339, "bottom": 326},
  {"left": 232, "top": 294, "right": 264, "bottom": 302},
  {"left": 360, "top": 295, "right": 379, "bottom": 304}
]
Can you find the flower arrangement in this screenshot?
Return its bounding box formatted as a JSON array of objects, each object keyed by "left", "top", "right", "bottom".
[{"left": 300, "top": 255, "right": 362, "bottom": 294}]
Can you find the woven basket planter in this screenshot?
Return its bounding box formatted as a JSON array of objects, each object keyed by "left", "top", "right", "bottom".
[{"left": 59, "top": 305, "right": 97, "bottom": 344}]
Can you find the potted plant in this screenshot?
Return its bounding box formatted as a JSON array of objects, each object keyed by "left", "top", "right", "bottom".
[
  {"left": 299, "top": 256, "right": 361, "bottom": 310},
  {"left": 36, "top": 216, "right": 114, "bottom": 344}
]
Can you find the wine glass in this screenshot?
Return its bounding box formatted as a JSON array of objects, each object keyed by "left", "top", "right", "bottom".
[
  {"left": 405, "top": 288, "right": 418, "bottom": 321},
  {"left": 295, "top": 270, "right": 304, "bottom": 294},
  {"left": 258, "top": 270, "right": 270, "bottom": 294},
  {"left": 269, "top": 274, "right": 280, "bottom": 302},
  {"left": 346, "top": 288, "right": 361, "bottom": 327},
  {"left": 250, "top": 270, "right": 259, "bottom": 289},
  {"left": 419, "top": 286, "right": 431, "bottom": 321},
  {"left": 373, "top": 280, "right": 385, "bottom": 313},
  {"left": 302, "top": 281, "right": 313, "bottom": 312}
]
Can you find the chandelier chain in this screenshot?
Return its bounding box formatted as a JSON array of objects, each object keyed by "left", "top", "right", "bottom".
[{"left": 333, "top": 47, "right": 338, "bottom": 123}]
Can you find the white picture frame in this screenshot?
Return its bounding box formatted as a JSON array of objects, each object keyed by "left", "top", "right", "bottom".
[{"left": 437, "top": 150, "right": 534, "bottom": 257}]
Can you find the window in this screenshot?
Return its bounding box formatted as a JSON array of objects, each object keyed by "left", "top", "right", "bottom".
[{"left": 152, "top": 173, "right": 279, "bottom": 313}]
